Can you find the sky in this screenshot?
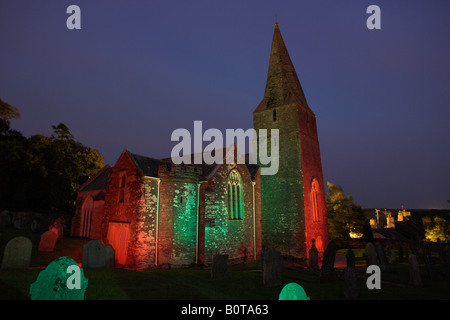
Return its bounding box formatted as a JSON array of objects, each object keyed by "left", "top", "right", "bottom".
[{"left": 1, "top": 1, "right": 449, "bottom": 210}]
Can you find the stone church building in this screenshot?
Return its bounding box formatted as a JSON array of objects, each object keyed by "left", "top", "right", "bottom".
[{"left": 71, "top": 23, "right": 329, "bottom": 269}]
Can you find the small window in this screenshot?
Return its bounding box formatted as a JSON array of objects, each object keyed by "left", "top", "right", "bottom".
[
  {"left": 311, "top": 178, "right": 320, "bottom": 222},
  {"left": 273, "top": 109, "right": 277, "bottom": 121}
]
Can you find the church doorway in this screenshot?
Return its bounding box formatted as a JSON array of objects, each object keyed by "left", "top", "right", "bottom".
[{"left": 107, "top": 222, "right": 130, "bottom": 266}]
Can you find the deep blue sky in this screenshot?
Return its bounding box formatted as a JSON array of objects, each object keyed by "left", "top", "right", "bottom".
[{"left": 1, "top": 1, "right": 449, "bottom": 209}]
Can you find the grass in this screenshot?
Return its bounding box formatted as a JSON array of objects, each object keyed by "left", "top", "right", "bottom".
[{"left": 1, "top": 229, "right": 449, "bottom": 300}]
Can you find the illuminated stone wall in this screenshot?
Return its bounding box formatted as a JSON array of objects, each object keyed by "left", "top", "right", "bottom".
[
  {"left": 157, "top": 163, "right": 201, "bottom": 266},
  {"left": 100, "top": 151, "right": 146, "bottom": 267},
  {"left": 202, "top": 163, "right": 257, "bottom": 265},
  {"left": 254, "top": 102, "right": 307, "bottom": 259}
]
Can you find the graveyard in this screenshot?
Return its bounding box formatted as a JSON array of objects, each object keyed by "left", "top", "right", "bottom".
[{"left": 0, "top": 228, "right": 449, "bottom": 300}]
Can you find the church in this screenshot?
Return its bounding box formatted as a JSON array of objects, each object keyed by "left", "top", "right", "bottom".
[{"left": 70, "top": 22, "right": 329, "bottom": 269}]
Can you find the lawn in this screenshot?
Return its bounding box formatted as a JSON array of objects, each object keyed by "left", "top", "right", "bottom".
[{"left": 1, "top": 229, "right": 449, "bottom": 300}]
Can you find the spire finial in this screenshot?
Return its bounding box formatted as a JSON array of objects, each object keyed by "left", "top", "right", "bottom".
[{"left": 274, "top": 14, "right": 279, "bottom": 27}]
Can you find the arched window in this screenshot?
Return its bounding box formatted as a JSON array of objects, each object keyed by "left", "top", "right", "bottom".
[
  {"left": 311, "top": 178, "right": 320, "bottom": 222},
  {"left": 81, "top": 196, "right": 94, "bottom": 237},
  {"left": 227, "top": 169, "right": 244, "bottom": 220}
]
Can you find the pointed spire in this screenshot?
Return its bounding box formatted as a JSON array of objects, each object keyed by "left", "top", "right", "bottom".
[{"left": 260, "top": 22, "right": 311, "bottom": 112}]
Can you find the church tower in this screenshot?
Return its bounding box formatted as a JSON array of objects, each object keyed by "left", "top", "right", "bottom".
[{"left": 253, "top": 22, "right": 329, "bottom": 260}]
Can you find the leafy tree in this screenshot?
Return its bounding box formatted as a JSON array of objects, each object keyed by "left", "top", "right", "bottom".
[
  {"left": 0, "top": 99, "right": 21, "bottom": 120},
  {"left": 0, "top": 116, "right": 104, "bottom": 212},
  {"left": 326, "top": 181, "right": 367, "bottom": 240},
  {"left": 425, "top": 216, "right": 450, "bottom": 242}
]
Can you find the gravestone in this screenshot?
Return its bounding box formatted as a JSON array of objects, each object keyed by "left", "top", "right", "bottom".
[
  {"left": 105, "top": 244, "right": 115, "bottom": 268},
  {"left": 262, "top": 250, "right": 282, "bottom": 287},
  {"left": 29, "top": 256, "right": 88, "bottom": 300},
  {"left": 398, "top": 243, "right": 404, "bottom": 263},
  {"left": 421, "top": 247, "right": 437, "bottom": 280},
  {"left": 38, "top": 230, "right": 58, "bottom": 252},
  {"left": 308, "top": 239, "right": 319, "bottom": 271},
  {"left": 50, "top": 220, "right": 64, "bottom": 239},
  {"left": 386, "top": 244, "right": 396, "bottom": 265},
  {"left": 436, "top": 239, "right": 446, "bottom": 271},
  {"left": 444, "top": 245, "right": 450, "bottom": 274},
  {"left": 82, "top": 240, "right": 115, "bottom": 268},
  {"left": 343, "top": 267, "right": 358, "bottom": 299},
  {"left": 30, "top": 219, "right": 41, "bottom": 233},
  {"left": 1, "top": 237, "right": 32, "bottom": 269},
  {"left": 320, "top": 241, "right": 336, "bottom": 281},
  {"left": 278, "top": 282, "right": 310, "bottom": 300},
  {"left": 346, "top": 248, "right": 355, "bottom": 268},
  {"left": 365, "top": 242, "right": 377, "bottom": 267},
  {"left": 408, "top": 254, "right": 422, "bottom": 287},
  {"left": 211, "top": 254, "right": 228, "bottom": 278},
  {"left": 375, "top": 242, "right": 388, "bottom": 271}
]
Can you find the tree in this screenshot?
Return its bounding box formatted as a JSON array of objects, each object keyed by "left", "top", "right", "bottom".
[
  {"left": 425, "top": 216, "right": 450, "bottom": 242},
  {"left": 0, "top": 99, "right": 21, "bottom": 120},
  {"left": 326, "top": 182, "right": 367, "bottom": 240},
  {"left": 0, "top": 120, "right": 104, "bottom": 212}
]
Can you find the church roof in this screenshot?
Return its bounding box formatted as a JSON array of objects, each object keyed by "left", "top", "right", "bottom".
[
  {"left": 127, "top": 151, "right": 161, "bottom": 177},
  {"left": 255, "top": 22, "right": 312, "bottom": 113},
  {"left": 78, "top": 165, "right": 112, "bottom": 192}
]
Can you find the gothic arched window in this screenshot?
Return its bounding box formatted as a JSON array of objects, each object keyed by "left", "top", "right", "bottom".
[
  {"left": 81, "top": 196, "right": 94, "bottom": 237},
  {"left": 227, "top": 169, "right": 244, "bottom": 220},
  {"left": 311, "top": 178, "right": 320, "bottom": 222}
]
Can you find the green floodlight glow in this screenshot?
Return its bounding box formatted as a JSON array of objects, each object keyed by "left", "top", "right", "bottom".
[
  {"left": 29, "top": 256, "right": 88, "bottom": 300},
  {"left": 278, "top": 282, "right": 310, "bottom": 300}
]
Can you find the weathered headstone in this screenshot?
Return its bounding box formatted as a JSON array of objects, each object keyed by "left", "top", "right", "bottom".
[
  {"left": 343, "top": 267, "right": 358, "bottom": 299},
  {"left": 105, "top": 244, "right": 115, "bottom": 268},
  {"left": 398, "top": 242, "right": 404, "bottom": 263},
  {"left": 375, "top": 242, "right": 388, "bottom": 271},
  {"left": 365, "top": 242, "right": 377, "bottom": 267},
  {"left": 1, "top": 237, "right": 32, "bottom": 269},
  {"left": 262, "top": 250, "right": 282, "bottom": 287},
  {"left": 444, "top": 245, "right": 450, "bottom": 274},
  {"left": 38, "top": 230, "right": 58, "bottom": 252},
  {"left": 386, "top": 244, "right": 396, "bottom": 265},
  {"left": 211, "top": 254, "right": 228, "bottom": 278},
  {"left": 437, "top": 239, "right": 446, "bottom": 271},
  {"left": 346, "top": 248, "right": 355, "bottom": 268},
  {"left": 82, "top": 240, "right": 115, "bottom": 268},
  {"left": 29, "top": 256, "right": 88, "bottom": 300},
  {"left": 308, "top": 239, "right": 319, "bottom": 271},
  {"left": 320, "top": 240, "right": 336, "bottom": 281},
  {"left": 50, "top": 220, "right": 64, "bottom": 239},
  {"left": 408, "top": 254, "right": 422, "bottom": 287},
  {"left": 279, "top": 282, "right": 310, "bottom": 300},
  {"left": 421, "top": 247, "right": 437, "bottom": 280},
  {"left": 30, "top": 219, "right": 41, "bottom": 233}
]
